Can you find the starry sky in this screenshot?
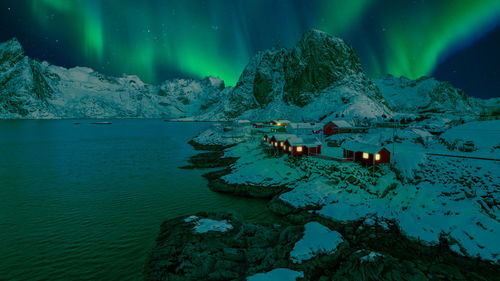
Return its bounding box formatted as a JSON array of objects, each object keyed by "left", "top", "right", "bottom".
[{"left": 1, "top": 0, "right": 499, "bottom": 98}]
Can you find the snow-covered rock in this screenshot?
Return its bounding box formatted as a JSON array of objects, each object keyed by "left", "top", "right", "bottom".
[
  {"left": 247, "top": 268, "right": 304, "bottom": 281},
  {"left": 289, "top": 221, "right": 344, "bottom": 264},
  {"left": 184, "top": 215, "right": 233, "bottom": 234}
]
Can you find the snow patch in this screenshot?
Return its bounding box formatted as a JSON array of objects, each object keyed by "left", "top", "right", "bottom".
[
  {"left": 184, "top": 216, "right": 233, "bottom": 234},
  {"left": 247, "top": 268, "right": 304, "bottom": 281},
  {"left": 360, "top": 252, "right": 384, "bottom": 263},
  {"left": 290, "top": 221, "right": 344, "bottom": 264}
]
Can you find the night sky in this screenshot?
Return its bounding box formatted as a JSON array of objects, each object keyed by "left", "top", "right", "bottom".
[{"left": 1, "top": 0, "right": 499, "bottom": 98}]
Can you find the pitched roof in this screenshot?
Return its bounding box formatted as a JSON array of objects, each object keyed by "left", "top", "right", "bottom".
[
  {"left": 327, "top": 120, "right": 353, "bottom": 128},
  {"left": 341, "top": 142, "right": 386, "bottom": 154},
  {"left": 289, "top": 123, "right": 323, "bottom": 130},
  {"left": 288, "top": 137, "right": 322, "bottom": 146},
  {"left": 272, "top": 134, "right": 298, "bottom": 141},
  {"left": 272, "top": 120, "right": 290, "bottom": 124}
]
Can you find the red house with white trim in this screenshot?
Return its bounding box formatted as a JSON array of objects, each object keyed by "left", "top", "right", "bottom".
[
  {"left": 342, "top": 142, "right": 390, "bottom": 165},
  {"left": 323, "top": 120, "right": 353, "bottom": 136}
]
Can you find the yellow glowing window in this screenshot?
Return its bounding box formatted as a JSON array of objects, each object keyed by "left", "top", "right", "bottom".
[
  {"left": 289, "top": 147, "right": 292, "bottom": 152},
  {"left": 280, "top": 142, "right": 283, "bottom": 147},
  {"left": 363, "top": 152, "right": 369, "bottom": 159},
  {"left": 277, "top": 122, "right": 281, "bottom": 126},
  {"left": 263, "top": 137, "right": 266, "bottom": 141},
  {"left": 297, "top": 146, "right": 303, "bottom": 152},
  {"left": 274, "top": 142, "right": 277, "bottom": 147},
  {"left": 375, "top": 154, "right": 381, "bottom": 161}
]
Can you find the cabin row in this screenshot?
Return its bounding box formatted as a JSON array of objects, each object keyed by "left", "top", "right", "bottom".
[
  {"left": 263, "top": 134, "right": 322, "bottom": 156},
  {"left": 257, "top": 120, "right": 357, "bottom": 136},
  {"left": 262, "top": 133, "right": 390, "bottom": 165}
]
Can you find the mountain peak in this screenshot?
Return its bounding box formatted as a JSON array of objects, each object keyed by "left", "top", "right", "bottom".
[
  {"left": 300, "top": 29, "right": 344, "bottom": 44},
  {"left": 0, "top": 38, "right": 25, "bottom": 63},
  {"left": 228, "top": 29, "right": 370, "bottom": 116}
]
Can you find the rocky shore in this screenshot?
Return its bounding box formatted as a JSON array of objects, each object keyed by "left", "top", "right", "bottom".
[
  {"left": 145, "top": 211, "right": 499, "bottom": 280},
  {"left": 144, "top": 138, "right": 500, "bottom": 280}
]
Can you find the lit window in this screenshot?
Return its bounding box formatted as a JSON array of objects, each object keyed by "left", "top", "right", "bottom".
[
  {"left": 274, "top": 142, "right": 277, "bottom": 147},
  {"left": 375, "top": 154, "right": 381, "bottom": 161},
  {"left": 277, "top": 123, "right": 281, "bottom": 126},
  {"left": 289, "top": 147, "right": 292, "bottom": 152},
  {"left": 263, "top": 137, "right": 266, "bottom": 141},
  {"left": 280, "top": 142, "right": 283, "bottom": 147},
  {"left": 363, "top": 152, "right": 369, "bottom": 159},
  {"left": 297, "top": 146, "right": 303, "bottom": 152}
]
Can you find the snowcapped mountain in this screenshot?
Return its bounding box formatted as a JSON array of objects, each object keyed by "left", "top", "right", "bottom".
[
  {"left": 0, "top": 38, "right": 229, "bottom": 119},
  {"left": 222, "top": 30, "right": 391, "bottom": 121},
  {"left": 0, "top": 31, "right": 493, "bottom": 120},
  {"left": 374, "top": 74, "right": 481, "bottom": 115}
]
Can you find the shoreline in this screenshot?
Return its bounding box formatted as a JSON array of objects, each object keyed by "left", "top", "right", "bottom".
[{"left": 144, "top": 138, "right": 500, "bottom": 280}]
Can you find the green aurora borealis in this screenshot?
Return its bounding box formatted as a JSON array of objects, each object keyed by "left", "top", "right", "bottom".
[{"left": 13, "top": 0, "right": 500, "bottom": 86}]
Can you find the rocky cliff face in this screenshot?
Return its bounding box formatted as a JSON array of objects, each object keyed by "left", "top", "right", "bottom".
[
  {"left": 225, "top": 30, "right": 387, "bottom": 120},
  {"left": 0, "top": 39, "right": 55, "bottom": 118}
]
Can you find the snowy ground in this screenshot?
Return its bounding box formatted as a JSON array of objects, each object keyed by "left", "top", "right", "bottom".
[{"left": 212, "top": 121, "right": 500, "bottom": 263}]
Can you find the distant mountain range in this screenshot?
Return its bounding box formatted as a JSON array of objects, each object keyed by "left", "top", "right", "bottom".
[{"left": 0, "top": 30, "right": 497, "bottom": 120}]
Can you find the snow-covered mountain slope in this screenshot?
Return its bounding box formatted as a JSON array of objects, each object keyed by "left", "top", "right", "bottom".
[
  {"left": 223, "top": 30, "right": 391, "bottom": 121},
  {"left": 0, "top": 38, "right": 229, "bottom": 119},
  {"left": 0, "top": 31, "right": 493, "bottom": 120},
  {"left": 373, "top": 75, "right": 481, "bottom": 115}
]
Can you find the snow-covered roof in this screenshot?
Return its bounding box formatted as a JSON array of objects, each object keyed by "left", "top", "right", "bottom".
[
  {"left": 327, "top": 120, "right": 353, "bottom": 128},
  {"left": 272, "top": 134, "right": 299, "bottom": 142},
  {"left": 289, "top": 137, "right": 321, "bottom": 146},
  {"left": 273, "top": 120, "right": 290, "bottom": 124},
  {"left": 342, "top": 142, "right": 386, "bottom": 154},
  {"left": 289, "top": 123, "right": 323, "bottom": 129},
  {"left": 235, "top": 120, "right": 251, "bottom": 123}
]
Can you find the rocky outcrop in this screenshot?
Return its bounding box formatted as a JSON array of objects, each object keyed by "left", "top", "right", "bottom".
[
  {"left": 145, "top": 211, "right": 500, "bottom": 280},
  {"left": 144, "top": 212, "right": 303, "bottom": 281},
  {"left": 180, "top": 151, "right": 238, "bottom": 169},
  {"left": 204, "top": 168, "right": 290, "bottom": 198}
]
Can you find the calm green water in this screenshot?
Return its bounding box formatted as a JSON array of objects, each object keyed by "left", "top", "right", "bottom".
[{"left": 0, "top": 120, "right": 280, "bottom": 281}]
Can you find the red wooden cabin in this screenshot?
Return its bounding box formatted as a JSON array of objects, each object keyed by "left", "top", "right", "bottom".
[
  {"left": 269, "top": 135, "right": 277, "bottom": 147},
  {"left": 272, "top": 134, "right": 296, "bottom": 152},
  {"left": 263, "top": 134, "right": 269, "bottom": 143},
  {"left": 284, "top": 137, "right": 322, "bottom": 156},
  {"left": 323, "top": 120, "right": 353, "bottom": 136},
  {"left": 342, "top": 142, "right": 390, "bottom": 165}
]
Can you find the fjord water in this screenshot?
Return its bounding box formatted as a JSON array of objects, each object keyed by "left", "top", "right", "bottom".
[{"left": 0, "top": 120, "right": 279, "bottom": 281}]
